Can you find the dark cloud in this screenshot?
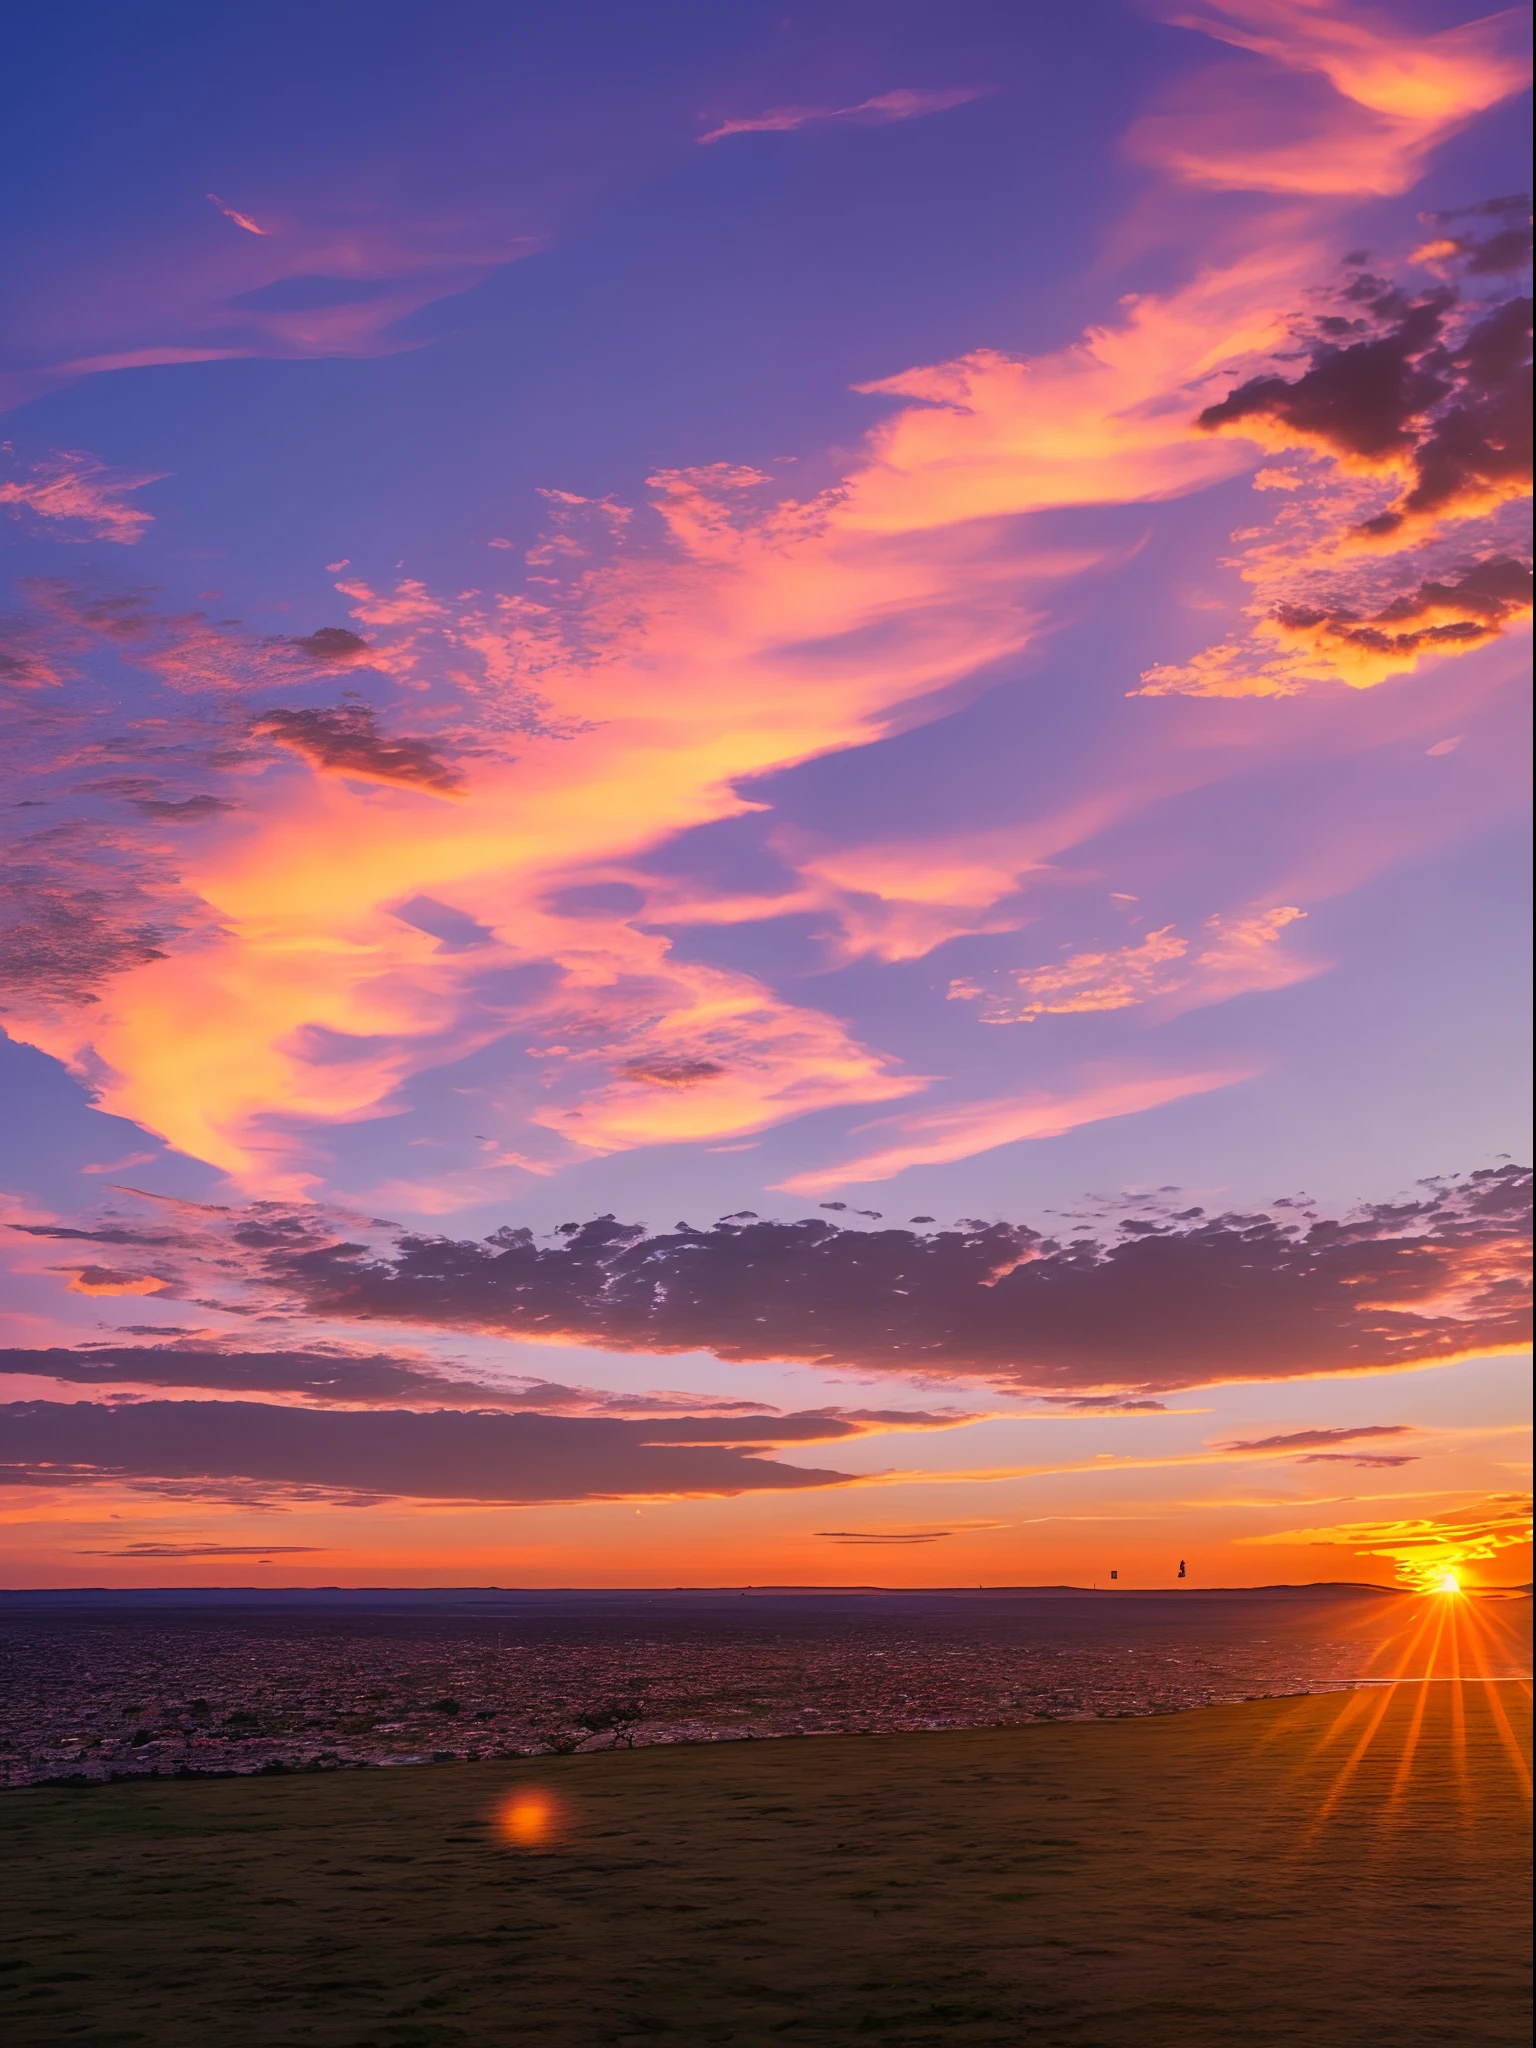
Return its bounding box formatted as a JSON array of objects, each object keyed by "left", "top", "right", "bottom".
[
  {"left": 288, "top": 627, "right": 370, "bottom": 665},
  {"left": 0, "top": 1343, "right": 772, "bottom": 1417},
  {"left": 1043, "top": 1396, "right": 1169, "bottom": 1413},
  {"left": 1423, "top": 197, "right": 1533, "bottom": 277},
  {"left": 1272, "top": 558, "right": 1532, "bottom": 666},
  {"left": 1200, "top": 288, "right": 1452, "bottom": 463},
  {"left": 619, "top": 1056, "right": 727, "bottom": 1088},
  {"left": 245, "top": 1165, "right": 1528, "bottom": 1395},
  {"left": 0, "top": 1400, "right": 856, "bottom": 1503},
  {"left": 0, "top": 1345, "right": 508, "bottom": 1405},
  {"left": 391, "top": 896, "right": 496, "bottom": 950},
  {"left": 78, "top": 1543, "right": 326, "bottom": 1557},
  {"left": 1198, "top": 234, "right": 1533, "bottom": 541},
  {"left": 1219, "top": 1425, "right": 1411, "bottom": 1452},
  {"left": 0, "top": 836, "right": 167, "bottom": 1010},
  {"left": 1296, "top": 1453, "right": 1418, "bottom": 1468},
  {"left": 130, "top": 794, "right": 235, "bottom": 822},
  {"left": 252, "top": 704, "right": 463, "bottom": 794}
]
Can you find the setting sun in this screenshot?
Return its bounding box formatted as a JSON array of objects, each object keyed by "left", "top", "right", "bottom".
[{"left": 1436, "top": 1572, "right": 1462, "bottom": 1595}]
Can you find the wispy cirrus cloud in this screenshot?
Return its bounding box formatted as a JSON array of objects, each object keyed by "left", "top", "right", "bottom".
[
  {"left": 698, "top": 87, "right": 987, "bottom": 146},
  {"left": 1129, "top": 0, "right": 1531, "bottom": 195},
  {"left": 0, "top": 18, "right": 1527, "bottom": 1199},
  {"left": 0, "top": 449, "right": 163, "bottom": 544},
  {"left": 949, "top": 907, "right": 1313, "bottom": 1023},
  {"left": 205, "top": 193, "right": 267, "bottom": 236},
  {"left": 775, "top": 1067, "right": 1256, "bottom": 1194}
]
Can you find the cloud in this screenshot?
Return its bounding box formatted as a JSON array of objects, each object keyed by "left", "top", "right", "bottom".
[
  {"left": 64, "top": 1267, "right": 171, "bottom": 1296},
  {"left": 949, "top": 907, "right": 1312, "bottom": 1022},
  {"left": 251, "top": 704, "right": 464, "bottom": 795},
  {"left": 0, "top": 830, "right": 171, "bottom": 1013},
  {"left": 698, "top": 87, "right": 986, "bottom": 146},
  {"left": 0, "top": 450, "right": 162, "bottom": 543},
  {"left": 1140, "top": 233, "right": 1534, "bottom": 698},
  {"left": 1218, "top": 1422, "right": 1411, "bottom": 1450},
  {"left": 3, "top": 183, "right": 544, "bottom": 411},
  {"left": 0, "top": 1399, "right": 857, "bottom": 1504},
  {"left": 288, "top": 627, "right": 372, "bottom": 665},
  {"left": 1129, "top": 2, "right": 1532, "bottom": 195},
  {"left": 207, "top": 194, "right": 267, "bottom": 236},
  {"left": 70, "top": 1163, "right": 1525, "bottom": 1399},
  {"left": 1194, "top": 280, "right": 1532, "bottom": 544},
  {"left": 80, "top": 1543, "right": 323, "bottom": 1557},
  {"left": 2, "top": 109, "right": 1527, "bottom": 1182},
  {"left": 1295, "top": 1451, "right": 1417, "bottom": 1466},
  {"left": 1240, "top": 1490, "right": 1533, "bottom": 1590},
  {"left": 774, "top": 1067, "right": 1255, "bottom": 1193}
]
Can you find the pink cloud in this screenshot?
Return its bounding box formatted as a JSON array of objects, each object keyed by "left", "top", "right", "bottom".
[
  {"left": 698, "top": 87, "right": 987, "bottom": 146},
  {"left": 6, "top": 11, "right": 1527, "bottom": 1193},
  {"left": 0, "top": 196, "right": 543, "bottom": 413},
  {"left": 1129, "top": 1, "right": 1531, "bottom": 195},
  {"left": 949, "top": 906, "right": 1316, "bottom": 1022},
  {"left": 773, "top": 1067, "right": 1257, "bottom": 1194},
  {"left": 0, "top": 450, "right": 163, "bottom": 543},
  {"left": 206, "top": 193, "right": 267, "bottom": 236}
]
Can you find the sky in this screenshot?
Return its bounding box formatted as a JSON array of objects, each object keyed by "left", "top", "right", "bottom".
[{"left": 0, "top": 0, "right": 1530, "bottom": 1593}]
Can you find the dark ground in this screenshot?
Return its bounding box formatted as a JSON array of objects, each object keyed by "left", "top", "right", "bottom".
[{"left": 2, "top": 1679, "right": 1530, "bottom": 2047}]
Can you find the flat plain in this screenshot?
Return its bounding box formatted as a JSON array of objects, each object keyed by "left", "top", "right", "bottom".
[{"left": 2, "top": 1680, "right": 1530, "bottom": 2048}]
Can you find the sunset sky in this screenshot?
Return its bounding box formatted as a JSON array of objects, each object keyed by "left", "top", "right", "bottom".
[{"left": 1, "top": 0, "right": 1530, "bottom": 1592}]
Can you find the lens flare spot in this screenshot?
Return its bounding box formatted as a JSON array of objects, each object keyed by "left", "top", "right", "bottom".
[{"left": 494, "top": 1788, "right": 563, "bottom": 1848}]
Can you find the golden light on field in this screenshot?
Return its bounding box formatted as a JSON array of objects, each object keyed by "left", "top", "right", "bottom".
[
  {"left": 493, "top": 1788, "right": 564, "bottom": 1849},
  {"left": 1282, "top": 1585, "right": 1534, "bottom": 1847}
]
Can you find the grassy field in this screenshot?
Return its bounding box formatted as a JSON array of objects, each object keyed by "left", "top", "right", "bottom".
[{"left": 2, "top": 1680, "right": 1529, "bottom": 2048}]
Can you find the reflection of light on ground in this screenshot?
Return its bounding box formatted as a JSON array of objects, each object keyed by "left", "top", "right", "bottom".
[
  {"left": 493, "top": 1788, "right": 565, "bottom": 1849},
  {"left": 1268, "top": 1592, "right": 1533, "bottom": 1847}
]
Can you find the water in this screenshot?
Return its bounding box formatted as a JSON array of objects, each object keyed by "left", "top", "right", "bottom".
[{"left": 3, "top": 1585, "right": 1528, "bottom": 1786}]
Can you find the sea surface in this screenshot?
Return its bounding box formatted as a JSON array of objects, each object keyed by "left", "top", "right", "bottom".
[{"left": 2, "top": 1584, "right": 1529, "bottom": 1788}]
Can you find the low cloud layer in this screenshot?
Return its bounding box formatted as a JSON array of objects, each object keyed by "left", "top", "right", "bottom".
[
  {"left": 0, "top": 1399, "right": 858, "bottom": 1504},
  {"left": 23, "top": 1165, "right": 1524, "bottom": 1398}
]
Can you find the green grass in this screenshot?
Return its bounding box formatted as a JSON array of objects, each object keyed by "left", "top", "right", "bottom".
[{"left": 1, "top": 1684, "right": 1528, "bottom": 2047}]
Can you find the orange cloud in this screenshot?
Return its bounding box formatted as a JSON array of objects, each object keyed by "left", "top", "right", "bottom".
[
  {"left": 1240, "top": 1490, "right": 1533, "bottom": 1591},
  {"left": 1129, "top": 1, "right": 1531, "bottom": 195},
  {"left": 773, "top": 1067, "right": 1255, "bottom": 1194},
  {"left": 65, "top": 1266, "right": 170, "bottom": 1297},
  {"left": 0, "top": 241, "right": 1365, "bottom": 1182},
  {"left": 7, "top": 24, "right": 1523, "bottom": 1187},
  {"left": 206, "top": 193, "right": 267, "bottom": 236},
  {"left": 949, "top": 907, "right": 1314, "bottom": 1020}
]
